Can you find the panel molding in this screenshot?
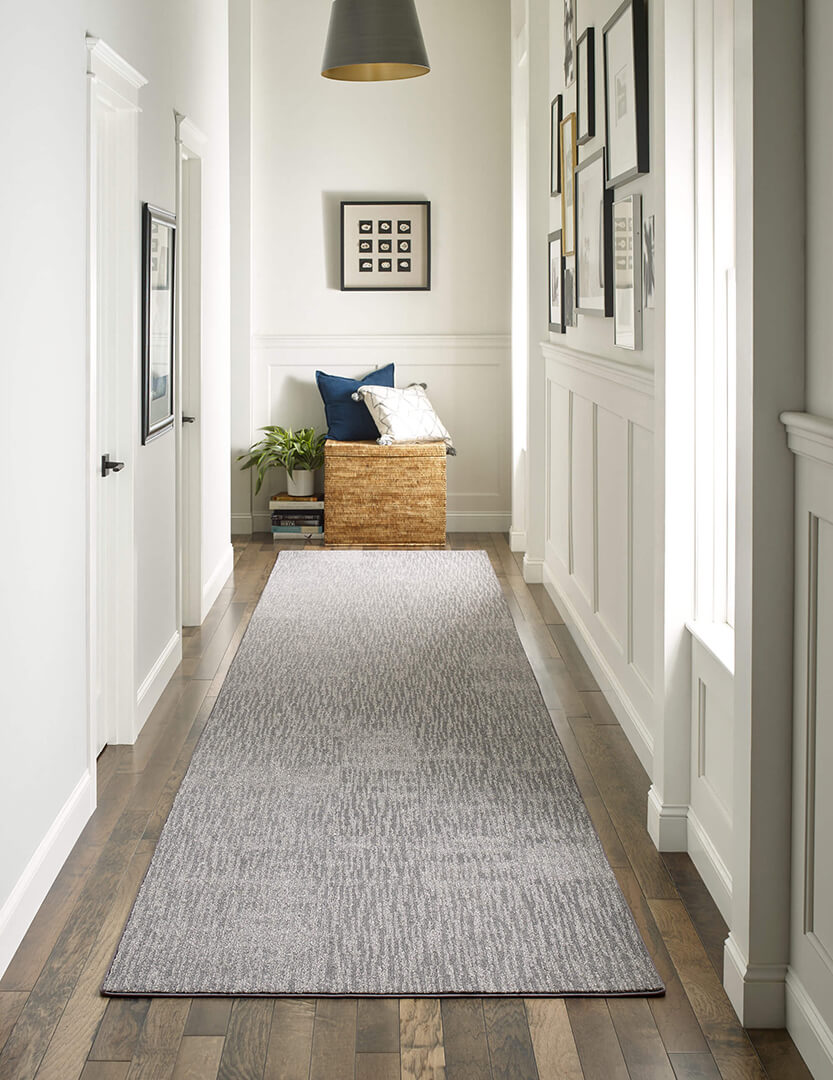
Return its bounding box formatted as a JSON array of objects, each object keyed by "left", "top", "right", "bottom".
[
  {"left": 785, "top": 968, "right": 833, "bottom": 1079},
  {"left": 782, "top": 410, "right": 833, "bottom": 468}
]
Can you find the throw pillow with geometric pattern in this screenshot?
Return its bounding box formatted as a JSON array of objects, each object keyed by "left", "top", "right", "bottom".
[{"left": 352, "top": 384, "right": 456, "bottom": 455}]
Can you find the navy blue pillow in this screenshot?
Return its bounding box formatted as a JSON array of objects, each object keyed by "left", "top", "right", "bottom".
[{"left": 315, "top": 363, "right": 395, "bottom": 441}]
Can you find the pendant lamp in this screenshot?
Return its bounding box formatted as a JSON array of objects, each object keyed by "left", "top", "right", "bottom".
[{"left": 321, "top": 0, "right": 430, "bottom": 82}]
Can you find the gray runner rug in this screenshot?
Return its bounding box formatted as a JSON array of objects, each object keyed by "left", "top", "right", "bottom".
[{"left": 103, "top": 550, "right": 663, "bottom": 996}]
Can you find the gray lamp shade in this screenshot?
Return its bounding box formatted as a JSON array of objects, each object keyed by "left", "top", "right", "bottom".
[{"left": 321, "top": 0, "right": 430, "bottom": 81}]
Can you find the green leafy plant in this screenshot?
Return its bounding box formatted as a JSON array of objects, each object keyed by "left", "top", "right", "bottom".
[{"left": 238, "top": 426, "right": 327, "bottom": 495}]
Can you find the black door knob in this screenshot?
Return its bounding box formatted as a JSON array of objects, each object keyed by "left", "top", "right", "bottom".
[
  {"left": 182, "top": 415, "right": 196, "bottom": 424},
  {"left": 101, "top": 454, "right": 125, "bottom": 477}
]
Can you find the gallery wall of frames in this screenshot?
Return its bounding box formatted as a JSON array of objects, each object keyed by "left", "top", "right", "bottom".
[{"left": 548, "top": 0, "right": 653, "bottom": 351}]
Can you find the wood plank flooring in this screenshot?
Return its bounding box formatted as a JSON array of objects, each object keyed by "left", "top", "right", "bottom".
[{"left": 0, "top": 535, "right": 813, "bottom": 1080}]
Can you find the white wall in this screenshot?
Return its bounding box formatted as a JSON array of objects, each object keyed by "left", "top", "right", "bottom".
[
  {"left": 0, "top": 0, "right": 231, "bottom": 976},
  {"left": 232, "top": 0, "right": 512, "bottom": 533},
  {"left": 539, "top": 0, "right": 663, "bottom": 770},
  {"left": 782, "top": 2, "right": 833, "bottom": 1073}
]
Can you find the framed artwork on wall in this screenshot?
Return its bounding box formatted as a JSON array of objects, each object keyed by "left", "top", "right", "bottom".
[
  {"left": 560, "top": 112, "right": 577, "bottom": 256},
  {"left": 613, "top": 193, "right": 642, "bottom": 348},
  {"left": 564, "top": 255, "right": 578, "bottom": 326},
  {"left": 550, "top": 95, "right": 563, "bottom": 196},
  {"left": 575, "top": 148, "right": 613, "bottom": 317},
  {"left": 548, "top": 230, "right": 565, "bottom": 333},
  {"left": 577, "top": 27, "right": 596, "bottom": 145},
  {"left": 642, "top": 212, "right": 656, "bottom": 309},
  {"left": 141, "top": 203, "right": 176, "bottom": 444},
  {"left": 564, "top": 0, "right": 577, "bottom": 87},
  {"left": 603, "top": 0, "right": 650, "bottom": 187},
  {"left": 340, "top": 201, "right": 431, "bottom": 291}
]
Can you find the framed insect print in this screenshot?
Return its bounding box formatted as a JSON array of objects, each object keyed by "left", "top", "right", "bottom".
[{"left": 341, "top": 201, "right": 431, "bottom": 290}]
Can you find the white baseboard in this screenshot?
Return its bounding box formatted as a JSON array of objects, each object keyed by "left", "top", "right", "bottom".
[
  {"left": 250, "top": 510, "right": 511, "bottom": 535},
  {"left": 135, "top": 630, "right": 182, "bottom": 738},
  {"left": 687, "top": 807, "right": 733, "bottom": 923},
  {"left": 0, "top": 771, "right": 95, "bottom": 979},
  {"left": 447, "top": 512, "right": 511, "bottom": 532},
  {"left": 723, "top": 932, "right": 787, "bottom": 1027},
  {"left": 509, "top": 529, "right": 527, "bottom": 552},
  {"left": 522, "top": 555, "right": 544, "bottom": 583},
  {"left": 646, "top": 786, "right": 688, "bottom": 850},
  {"left": 201, "top": 544, "right": 235, "bottom": 621},
  {"left": 786, "top": 968, "right": 833, "bottom": 1079},
  {"left": 543, "top": 562, "right": 653, "bottom": 772},
  {"left": 231, "top": 512, "right": 253, "bottom": 535}
]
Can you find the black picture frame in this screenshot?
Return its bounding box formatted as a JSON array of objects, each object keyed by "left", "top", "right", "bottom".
[
  {"left": 575, "top": 148, "right": 613, "bottom": 317},
  {"left": 602, "top": 0, "right": 650, "bottom": 188},
  {"left": 577, "top": 27, "right": 596, "bottom": 145},
  {"left": 340, "top": 201, "right": 431, "bottom": 291},
  {"left": 141, "top": 203, "right": 176, "bottom": 445},
  {"left": 550, "top": 95, "right": 563, "bottom": 196},
  {"left": 548, "top": 230, "right": 565, "bottom": 333}
]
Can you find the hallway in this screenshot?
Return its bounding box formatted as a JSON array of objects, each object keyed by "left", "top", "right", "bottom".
[{"left": 0, "top": 536, "right": 811, "bottom": 1080}]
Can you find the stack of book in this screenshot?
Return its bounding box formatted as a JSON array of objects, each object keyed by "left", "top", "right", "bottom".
[{"left": 269, "top": 492, "right": 325, "bottom": 539}]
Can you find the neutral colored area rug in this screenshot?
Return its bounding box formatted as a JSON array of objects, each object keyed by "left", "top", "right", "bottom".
[{"left": 103, "top": 550, "right": 663, "bottom": 997}]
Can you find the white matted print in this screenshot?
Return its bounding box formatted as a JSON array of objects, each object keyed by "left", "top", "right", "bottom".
[
  {"left": 548, "top": 231, "right": 564, "bottom": 333},
  {"left": 603, "top": 0, "right": 650, "bottom": 187},
  {"left": 613, "top": 194, "right": 642, "bottom": 349},
  {"left": 575, "top": 149, "right": 613, "bottom": 317},
  {"left": 560, "top": 113, "right": 577, "bottom": 256},
  {"left": 341, "top": 201, "right": 430, "bottom": 290},
  {"left": 564, "top": 254, "right": 578, "bottom": 327}
]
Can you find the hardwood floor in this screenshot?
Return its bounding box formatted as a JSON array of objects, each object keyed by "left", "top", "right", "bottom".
[{"left": 0, "top": 535, "right": 813, "bottom": 1080}]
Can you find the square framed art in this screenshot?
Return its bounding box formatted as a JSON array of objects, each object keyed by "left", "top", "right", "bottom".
[
  {"left": 341, "top": 201, "right": 431, "bottom": 290},
  {"left": 548, "top": 230, "right": 565, "bottom": 333},
  {"left": 575, "top": 148, "right": 613, "bottom": 317},
  {"left": 603, "top": 0, "right": 650, "bottom": 187},
  {"left": 613, "top": 193, "right": 642, "bottom": 349}
]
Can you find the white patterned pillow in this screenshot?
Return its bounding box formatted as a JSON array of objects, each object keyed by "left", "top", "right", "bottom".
[{"left": 352, "top": 384, "right": 456, "bottom": 455}]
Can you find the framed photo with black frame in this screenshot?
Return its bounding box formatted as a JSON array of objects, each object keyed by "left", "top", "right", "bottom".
[
  {"left": 613, "top": 193, "right": 642, "bottom": 349},
  {"left": 550, "top": 95, "right": 563, "bottom": 196},
  {"left": 603, "top": 0, "right": 650, "bottom": 187},
  {"left": 577, "top": 27, "right": 596, "bottom": 145},
  {"left": 548, "top": 230, "right": 565, "bottom": 333},
  {"left": 560, "top": 112, "right": 577, "bottom": 256},
  {"left": 340, "top": 201, "right": 431, "bottom": 291},
  {"left": 575, "top": 148, "right": 613, "bottom": 317},
  {"left": 564, "top": 0, "right": 577, "bottom": 87},
  {"left": 141, "top": 203, "right": 176, "bottom": 444}
]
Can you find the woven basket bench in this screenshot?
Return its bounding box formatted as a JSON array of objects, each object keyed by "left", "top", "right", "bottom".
[{"left": 324, "top": 440, "right": 447, "bottom": 548}]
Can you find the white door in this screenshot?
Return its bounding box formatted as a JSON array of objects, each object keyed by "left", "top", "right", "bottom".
[
  {"left": 176, "top": 117, "right": 206, "bottom": 628},
  {"left": 87, "top": 39, "right": 144, "bottom": 758}
]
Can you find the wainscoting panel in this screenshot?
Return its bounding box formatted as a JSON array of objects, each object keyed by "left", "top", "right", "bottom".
[
  {"left": 542, "top": 342, "right": 655, "bottom": 769},
  {"left": 782, "top": 411, "right": 833, "bottom": 1078},
  {"left": 688, "top": 634, "right": 733, "bottom": 920},
  {"left": 249, "top": 335, "right": 511, "bottom": 532}
]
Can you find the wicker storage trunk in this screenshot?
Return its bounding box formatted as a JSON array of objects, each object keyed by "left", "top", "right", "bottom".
[{"left": 324, "top": 440, "right": 447, "bottom": 548}]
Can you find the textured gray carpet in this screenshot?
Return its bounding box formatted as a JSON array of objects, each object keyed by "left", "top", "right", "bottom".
[{"left": 103, "top": 550, "right": 663, "bottom": 996}]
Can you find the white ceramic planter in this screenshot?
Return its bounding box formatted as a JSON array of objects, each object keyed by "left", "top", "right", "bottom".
[{"left": 286, "top": 469, "right": 315, "bottom": 497}]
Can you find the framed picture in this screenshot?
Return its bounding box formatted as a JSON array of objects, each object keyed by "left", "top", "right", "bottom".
[
  {"left": 564, "top": 0, "right": 577, "bottom": 87},
  {"left": 550, "top": 95, "right": 563, "bottom": 196},
  {"left": 141, "top": 203, "right": 176, "bottom": 444},
  {"left": 548, "top": 230, "right": 565, "bottom": 333},
  {"left": 577, "top": 27, "right": 596, "bottom": 145},
  {"left": 575, "top": 148, "right": 613, "bottom": 317},
  {"left": 341, "top": 201, "right": 430, "bottom": 290},
  {"left": 642, "top": 212, "right": 655, "bottom": 309},
  {"left": 603, "top": 0, "right": 650, "bottom": 187},
  {"left": 613, "top": 193, "right": 642, "bottom": 348},
  {"left": 560, "top": 112, "right": 577, "bottom": 256},
  {"left": 564, "top": 255, "right": 578, "bottom": 327}
]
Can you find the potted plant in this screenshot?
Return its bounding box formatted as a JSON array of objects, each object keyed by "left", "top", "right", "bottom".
[{"left": 238, "top": 426, "right": 327, "bottom": 498}]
